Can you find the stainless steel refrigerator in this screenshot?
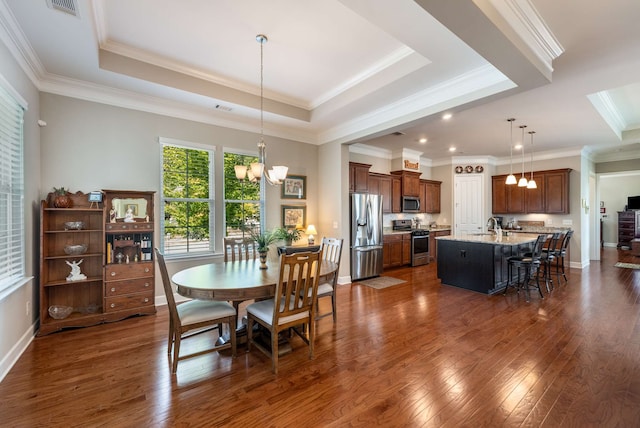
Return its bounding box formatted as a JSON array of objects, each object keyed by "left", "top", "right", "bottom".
[{"left": 350, "top": 193, "right": 383, "bottom": 281}]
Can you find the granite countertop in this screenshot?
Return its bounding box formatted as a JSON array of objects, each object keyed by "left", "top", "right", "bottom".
[
  {"left": 507, "top": 226, "right": 571, "bottom": 233},
  {"left": 436, "top": 232, "right": 539, "bottom": 245}
]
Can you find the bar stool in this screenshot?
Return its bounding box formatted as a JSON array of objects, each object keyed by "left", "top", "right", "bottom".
[
  {"left": 540, "top": 232, "right": 562, "bottom": 292},
  {"left": 551, "top": 230, "right": 573, "bottom": 284},
  {"left": 504, "top": 234, "right": 547, "bottom": 302}
]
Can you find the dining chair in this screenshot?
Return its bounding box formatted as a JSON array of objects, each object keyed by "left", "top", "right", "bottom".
[
  {"left": 223, "top": 236, "right": 257, "bottom": 262},
  {"left": 155, "top": 248, "right": 237, "bottom": 373},
  {"left": 246, "top": 251, "right": 322, "bottom": 374},
  {"left": 504, "top": 234, "right": 547, "bottom": 302},
  {"left": 316, "top": 237, "right": 343, "bottom": 323}
]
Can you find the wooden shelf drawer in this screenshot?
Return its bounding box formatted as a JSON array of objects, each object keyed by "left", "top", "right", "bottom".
[
  {"left": 105, "top": 291, "right": 154, "bottom": 312},
  {"left": 105, "top": 277, "right": 153, "bottom": 297},
  {"left": 106, "top": 262, "right": 153, "bottom": 280}
]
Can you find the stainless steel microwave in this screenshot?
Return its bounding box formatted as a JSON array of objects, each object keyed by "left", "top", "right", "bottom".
[{"left": 402, "top": 196, "right": 420, "bottom": 213}]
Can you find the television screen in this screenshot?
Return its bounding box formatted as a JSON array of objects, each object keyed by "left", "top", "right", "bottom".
[{"left": 628, "top": 195, "right": 640, "bottom": 210}]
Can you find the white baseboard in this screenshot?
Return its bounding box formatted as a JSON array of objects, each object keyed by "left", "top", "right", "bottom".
[{"left": 0, "top": 321, "right": 36, "bottom": 383}]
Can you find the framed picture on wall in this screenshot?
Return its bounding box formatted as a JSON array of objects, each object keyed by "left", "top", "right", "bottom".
[
  {"left": 282, "top": 205, "right": 306, "bottom": 228},
  {"left": 281, "top": 175, "right": 306, "bottom": 199}
]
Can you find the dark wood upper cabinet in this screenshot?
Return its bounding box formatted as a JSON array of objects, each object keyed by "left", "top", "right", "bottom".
[
  {"left": 391, "top": 170, "right": 421, "bottom": 197},
  {"left": 369, "top": 172, "right": 392, "bottom": 213},
  {"left": 349, "top": 162, "right": 371, "bottom": 193},
  {"left": 423, "top": 180, "right": 441, "bottom": 213},
  {"left": 492, "top": 168, "right": 571, "bottom": 214}
]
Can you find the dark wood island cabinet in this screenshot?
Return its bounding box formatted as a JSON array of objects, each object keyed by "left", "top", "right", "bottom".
[{"left": 436, "top": 233, "right": 539, "bottom": 294}]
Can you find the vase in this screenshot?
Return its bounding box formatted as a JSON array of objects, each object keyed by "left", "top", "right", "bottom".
[
  {"left": 285, "top": 238, "right": 293, "bottom": 246},
  {"left": 53, "top": 194, "right": 71, "bottom": 208},
  {"left": 259, "top": 251, "right": 268, "bottom": 269}
]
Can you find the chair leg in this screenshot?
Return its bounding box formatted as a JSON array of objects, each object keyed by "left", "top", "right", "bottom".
[
  {"left": 230, "top": 316, "right": 237, "bottom": 358},
  {"left": 246, "top": 316, "right": 253, "bottom": 353},
  {"left": 271, "top": 329, "right": 279, "bottom": 374},
  {"left": 172, "top": 333, "right": 181, "bottom": 374},
  {"left": 309, "top": 316, "right": 315, "bottom": 360},
  {"left": 167, "top": 319, "right": 174, "bottom": 354},
  {"left": 331, "top": 293, "right": 337, "bottom": 323}
]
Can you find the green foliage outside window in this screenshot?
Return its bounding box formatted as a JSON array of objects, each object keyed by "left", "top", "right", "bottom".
[
  {"left": 162, "top": 145, "right": 213, "bottom": 254},
  {"left": 224, "top": 152, "right": 262, "bottom": 237}
]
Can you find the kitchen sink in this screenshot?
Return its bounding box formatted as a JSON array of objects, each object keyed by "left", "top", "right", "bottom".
[{"left": 469, "top": 232, "right": 496, "bottom": 236}]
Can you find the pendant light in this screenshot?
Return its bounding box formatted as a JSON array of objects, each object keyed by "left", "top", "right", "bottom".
[
  {"left": 518, "top": 125, "right": 528, "bottom": 187},
  {"left": 235, "top": 34, "right": 288, "bottom": 185},
  {"left": 526, "top": 131, "right": 537, "bottom": 189},
  {"left": 505, "top": 118, "right": 517, "bottom": 185}
]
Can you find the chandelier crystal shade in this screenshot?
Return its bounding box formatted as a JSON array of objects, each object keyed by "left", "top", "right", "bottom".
[
  {"left": 505, "top": 118, "right": 517, "bottom": 185},
  {"left": 234, "top": 34, "right": 288, "bottom": 185}
]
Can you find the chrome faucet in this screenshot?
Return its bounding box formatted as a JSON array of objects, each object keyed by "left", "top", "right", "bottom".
[{"left": 487, "top": 217, "right": 501, "bottom": 235}]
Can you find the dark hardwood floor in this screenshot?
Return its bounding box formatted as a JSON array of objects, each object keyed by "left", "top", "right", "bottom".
[{"left": 1, "top": 248, "right": 640, "bottom": 427}]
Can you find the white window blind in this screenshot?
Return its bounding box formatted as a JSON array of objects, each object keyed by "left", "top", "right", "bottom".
[{"left": 0, "top": 83, "right": 25, "bottom": 295}]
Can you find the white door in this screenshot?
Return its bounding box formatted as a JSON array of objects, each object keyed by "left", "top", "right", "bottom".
[{"left": 454, "top": 174, "right": 483, "bottom": 234}]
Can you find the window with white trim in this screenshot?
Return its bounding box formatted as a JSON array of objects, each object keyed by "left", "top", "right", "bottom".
[
  {"left": 160, "top": 139, "right": 215, "bottom": 257},
  {"left": 0, "top": 82, "right": 25, "bottom": 296},
  {"left": 223, "top": 151, "right": 264, "bottom": 238}
]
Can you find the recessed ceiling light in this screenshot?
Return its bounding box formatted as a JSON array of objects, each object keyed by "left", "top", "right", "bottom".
[
  {"left": 419, "top": 138, "right": 427, "bottom": 143},
  {"left": 449, "top": 147, "right": 456, "bottom": 152},
  {"left": 442, "top": 113, "right": 452, "bottom": 120},
  {"left": 515, "top": 144, "right": 523, "bottom": 150}
]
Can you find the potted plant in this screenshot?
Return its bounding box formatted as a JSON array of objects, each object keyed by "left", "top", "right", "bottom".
[
  {"left": 248, "top": 228, "right": 279, "bottom": 269},
  {"left": 275, "top": 227, "right": 302, "bottom": 246},
  {"left": 52, "top": 187, "right": 72, "bottom": 208}
]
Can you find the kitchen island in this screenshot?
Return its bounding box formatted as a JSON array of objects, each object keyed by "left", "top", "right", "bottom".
[{"left": 436, "top": 232, "right": 540, "bottom": 294}]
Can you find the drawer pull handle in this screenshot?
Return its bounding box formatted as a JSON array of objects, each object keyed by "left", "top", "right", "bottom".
[
  {"left": 111, "top": 287, "right": 116, "bottom": 292},
  {"left": 144, "top": 298, "right": 149, "bottom": 303},
  {"left": 144, "top": 282, "right": 150, "bottom": 287},
  {"left": 144, "top": 268, "right": 150, "bottom": 273},
  {"left": 110, "top": 272, "right": 116, "bottom": 277},
  {"left": 110, "top": 303, "right": 115, "bottom": 308}
]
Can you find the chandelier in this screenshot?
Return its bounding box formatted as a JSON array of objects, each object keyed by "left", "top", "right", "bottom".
[
  {"left": 505, "top": 118, "right": 517, "bottom": 185},
  {"left": 526, "top": 130, "right": 537, "bottom": 189},
  {"left": 518, "top": 125, "right": 528, "bottom": 187},
  {"left": 234, "top": 34, "right": 288, "bottom": 185}
]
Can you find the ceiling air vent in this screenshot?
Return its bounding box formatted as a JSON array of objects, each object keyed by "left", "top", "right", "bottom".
[
  {"left": 215, "top": 104, "right": 233, "bottom": 112},
  {"left": 46, "top": 0, "right": 79, "bottom": 17},
  {"left": 391, "top": 131, "right": 405, "bottom": 136}
]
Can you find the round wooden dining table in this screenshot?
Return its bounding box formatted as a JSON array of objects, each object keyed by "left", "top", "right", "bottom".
[{"left": 171, "top": 258, "right": 338, "bottom": 302}]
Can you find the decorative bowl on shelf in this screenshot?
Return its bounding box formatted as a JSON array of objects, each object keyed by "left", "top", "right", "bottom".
[
  {"left": 64, "top": 244, "right": 88, "bottom": 255},
  {"left": 48, "top": 305, "right": 73, "bottom": 320},
  {"left": 64, "top": 221, "right": 85, "bottom": 230}
]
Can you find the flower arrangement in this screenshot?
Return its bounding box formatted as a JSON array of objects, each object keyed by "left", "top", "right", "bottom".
[{"left": 52, "top": 187, "right": 72, "bottom": 208}]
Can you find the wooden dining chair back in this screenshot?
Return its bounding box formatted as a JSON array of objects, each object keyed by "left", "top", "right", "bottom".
[
  {"left": 246, "top": 250, "right": 322, "bottom": 374},
  {"left": 223, "top": 237, "right": 257, "bottom": 262},
  {"left": 316, "top": 237, "right": 343, "bottom": 322},
  {"left": 155, "top": 248, "right": 237, "bottom": 373}
]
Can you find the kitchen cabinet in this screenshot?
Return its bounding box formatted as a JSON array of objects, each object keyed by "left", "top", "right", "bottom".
[
  {"left": 436, "top": 236, "right": 535, "bottom": 294},
  {"left": 392, "top": 176, "right": 402, "bottom": 213},
  {"left": 402, "top": 233, "right": 412, "bottom": 265},
  {"left": 383, "top": 234, "right": 404, "bottom": 269},
  {"left": 421, "top": 179, "right": 441, "bottom": 213},
  {"left": 391, "top": 170, "right": 421, "bottom": 197},
  {"left": 492, "top": 175, "right": 525, "bottom": 213},
  {"left": 618, "top": 210, "right": 640, "bottom": 248},
  {"left": 369, "top": 172, "right": 392, "bottom": 213},
  {"left": 429, "top": 229, "right": 450, "bottom": 262},
  {"left": 492, "top": 169, "right": 571, "bottom": 214},
  {"left": 349, "top": 162, "right": 371, "bottom": 193}
]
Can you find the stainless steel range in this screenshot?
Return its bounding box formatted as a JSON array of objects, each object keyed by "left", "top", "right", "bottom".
[{"left": 391, "top": 220, "right": 430, "bottom": 266}]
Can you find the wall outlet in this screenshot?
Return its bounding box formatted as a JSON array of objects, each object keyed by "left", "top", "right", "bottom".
[
  {"left": 332, "top": 221, "right": 338, "bottom": 229},
  {"left": 562, "top": 219, "right": 573, "bottom": 225},
  {"left": 546, "top": 219, "right": 553, "bottom": 225}
]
